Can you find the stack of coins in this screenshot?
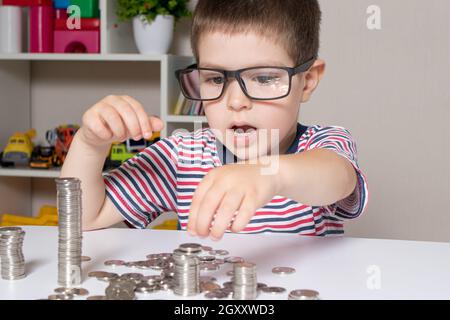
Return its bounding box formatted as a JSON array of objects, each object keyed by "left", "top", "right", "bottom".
[
  {"left": 0, "top": 227, "right": 26, "bottom": 280},
  {"left": 172, "top": 243, "right": 201, "bottom": 296},
  {"left": 55, "top": 178, "right": 83, "bottom": 287},
  {"left": 233, "top": 261, "right": 258, "bottom": 300}
]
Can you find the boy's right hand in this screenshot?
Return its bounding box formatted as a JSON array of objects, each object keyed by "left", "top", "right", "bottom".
[{"left": 79, "top": 95, "right": 164, "bottom": 147}]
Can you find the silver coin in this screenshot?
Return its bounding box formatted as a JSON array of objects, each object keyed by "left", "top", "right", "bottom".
[
  {"left": 200, "top": 262, "right": 219, "bottom": 271},
  {"left": 88, "top": 271, "right": 111, "bottom": 278},
  {"left": 87, "top": 295, "right": 108, "bottom": 300},
  {"left": 135, "top": 282, "right": 159, "bottom": 294},
  {"left": 225, "top": 256, "right": 244, "bottom": 264},
  {"left": 199, "top": 255, "right": 216, "bottom": 262},
  {"left": 209, "top": 249, "right": 229, "bottom": 256},
  {"left": 104, "top": 260, "right": 125, "bottom": 267},
  {"left": 261, "top": 286, "right": 286, "bottom": 294},
  {"left": 200, "top": 281, "right": 221, "bottom": 293},
  {"left": 272, "top": 267, "right": 296, "bottom": 275},
  {"left": 288, "top": 289, "right": 320, "bottom": 300},
  {"left": 120, "top": 273, "right": 144, "bottom": 283},
  {"left": 257, "top": 283, "right": 268, "bottom": 290},
  {"left": 81, "top": 256, "right": 91, "bottom": 262},
  {"left": 205, "top": 290, "right": 229, "bottom": 299},
  {"left": 54, "top": 287, "right": 89, "bottom": 296},
  {"left": 48, "top": 294, "right": 74, "bottom": 300},
  {"left": 201, "top": 246, "right": 213, "bottom": 252}
]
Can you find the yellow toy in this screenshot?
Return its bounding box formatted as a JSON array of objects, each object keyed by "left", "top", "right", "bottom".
[
  {"left": 0, "top": 205, "right": 58, "bottom": 227},
  {"left": 2, "top": 129, "right": 36, "bottom": 166}
]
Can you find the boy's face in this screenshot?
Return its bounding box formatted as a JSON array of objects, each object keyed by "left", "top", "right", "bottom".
[{"left": 198, "top": 31, "right": 325, "bottom": 160}]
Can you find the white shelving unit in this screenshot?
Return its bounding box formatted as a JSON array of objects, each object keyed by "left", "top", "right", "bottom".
[{"left": 0, "top": 0, "right": 204, "bottom": 218}]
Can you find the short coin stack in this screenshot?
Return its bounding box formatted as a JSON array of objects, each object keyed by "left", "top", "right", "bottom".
[
  {"left": 233, "top": 261, "right": 258, "bottom": 300},
  {"left": 172, "top": 243, "right": 201, "bottom": 296},
  {"left": 55, "top": 178, "right": 83, "bottom": 287},
  {"left": 0, "top": 227, "right": 26, "bottom": 280}
]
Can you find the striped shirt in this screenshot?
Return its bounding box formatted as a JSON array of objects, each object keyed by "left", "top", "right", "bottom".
[{"left": 104, "top": 123, "right": 369, "bottom": 236}]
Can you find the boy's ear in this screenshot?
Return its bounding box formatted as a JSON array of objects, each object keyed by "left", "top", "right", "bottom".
[{"left": 301, "top": 59, "right": 326, "bottom": 103}]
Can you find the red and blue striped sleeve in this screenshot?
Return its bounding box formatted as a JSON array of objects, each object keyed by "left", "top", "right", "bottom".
[
  {"left": 304, "top": 126, "right": 369, "bottom": 219},
  {"left": 103, "top": 135, "right": 180, "bottom": 228}
]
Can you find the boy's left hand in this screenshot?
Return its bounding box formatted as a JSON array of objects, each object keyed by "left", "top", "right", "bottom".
[{"left": 187, "top": 162, "right": 280, "bottom": 240}]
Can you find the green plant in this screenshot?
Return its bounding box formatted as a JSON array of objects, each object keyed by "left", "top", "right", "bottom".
[{"left": 117, "top": 0, "right": 192, "bottom": 24}]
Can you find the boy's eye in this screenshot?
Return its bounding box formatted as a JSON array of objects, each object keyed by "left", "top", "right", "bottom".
[
  {"left": 203, "top": 76, "right": 225, "bottom": 85},
  {"left": 249, "top": 73, "right": 282, "bottom": 85}
]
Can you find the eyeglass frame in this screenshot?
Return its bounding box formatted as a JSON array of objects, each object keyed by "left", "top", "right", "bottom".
[{"left": 174, "top": 56, "right": 317, "bottom": 102}]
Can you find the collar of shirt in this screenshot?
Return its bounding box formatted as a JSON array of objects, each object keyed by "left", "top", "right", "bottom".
[{"left": 215, "top": 123, "right": 309, "bottom": 165}]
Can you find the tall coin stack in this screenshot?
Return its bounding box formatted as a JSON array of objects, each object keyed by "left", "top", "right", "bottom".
[
  {"left": 233, "top": 261, "right": 258, "bottom": 300},
  {"left": 172, "top": 243, "right": 201, "bottom": 296},
  {"left": 0, "top": 227, "right": 26, "bottom": 280},
  {"left": 55, "top": 178, "right": 82, "bottom": 287}
]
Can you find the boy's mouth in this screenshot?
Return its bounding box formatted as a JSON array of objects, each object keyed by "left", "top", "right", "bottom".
[{"left": 228, "top": 123, "right": 257, "bottom": 133}]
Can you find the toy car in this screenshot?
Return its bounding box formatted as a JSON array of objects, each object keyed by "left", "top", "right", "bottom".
[
  {"left": 30, "top": 146, "right": 55, "bottom": 169},
  {"left": 1, "top": 130, "right": 36, "bottom": 166},
  {"left": 46, "top": 124, "right": 79, "bottom": 166},
  {"left": 102, "top": 132, "right": 161, "bottom": 171}
]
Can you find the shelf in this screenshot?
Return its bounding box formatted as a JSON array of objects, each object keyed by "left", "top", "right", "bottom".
[
  {"left": 0, "top": 53, "right": 192, "bottom": 62},
  {"left": 0, "top": 168, "right": 61, "bottom": 179},
  {"left": 0, "top": 168, "right": 115, "bottom": 179},
  {"left": 165, "top": 115, "right": 208, "bottom": 123}
]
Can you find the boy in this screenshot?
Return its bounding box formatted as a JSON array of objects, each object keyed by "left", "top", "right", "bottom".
[{"left": 61, "top": 0, "right": 369, "bottom": 240}]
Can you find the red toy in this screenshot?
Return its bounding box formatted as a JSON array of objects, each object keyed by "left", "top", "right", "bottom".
[{"left": 54, "top": 30, "right": 99, "bottom": 53}]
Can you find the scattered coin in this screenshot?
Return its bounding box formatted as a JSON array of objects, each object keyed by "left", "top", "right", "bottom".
[
  {"left": 272, "top": 267, "right": 296, "bottom": 275},
  {"left": 205, "top": 290, "right": 229, "bottom": 299},
  {"left": 200, "top": 281, "right": 221, "bottom": 293},
  {"left": 261, "top": 286, "right": 286, "bottom": 294},
  {"left": 54, "top": 287, "right": 89, "bottom": 296},
  {"left": 200, "top": 262, "right": 219, "bottom": 271},
  {"left": 81, "top": 256, "right": 91, "bottom": 262},
  {"left": 288, "top": 289, "right": 320, "bottom": 300},
  {"left": 225, "top": 256, "right": 244, "bottom": 264},
  {"left": 48, "top": 294, "right": 74, "bottom": 300},
  {"left": 199, "top": 255, "right": 216, "bottom": 262},
  {"left": 87, "top": 295, "right": 108, "bottom": 300},
  {"left": 104, "top": 260, "right": 125, "bottom": 267}
]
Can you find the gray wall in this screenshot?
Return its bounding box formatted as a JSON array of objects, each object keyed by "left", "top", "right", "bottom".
[{"left": 300, "top": 0, "right": 450, "bottom": 242}]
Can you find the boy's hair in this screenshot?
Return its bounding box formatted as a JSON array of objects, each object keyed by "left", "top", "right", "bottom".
[{"left": 191, "top": 0, "right": 321, "bottom": 66}]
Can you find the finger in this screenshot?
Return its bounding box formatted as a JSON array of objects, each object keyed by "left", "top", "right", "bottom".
[
  {"left": 230, "top": 194, "right": 257, "bottom": 233},
  {"left": 188, "top": 174, "right": 214, "bottom": 236},
  {"left": 121, "top": 95, "right": 152, "bottom": 139},
  {"left": 99, "top": 104, "right": 127, "bottom": 141},
  {"left": 149, "top": 116, "right": 164, "bottom": 133},
  {"left": 195, "top": 182, "right": 226, "bottom": 238},
  {"left": 209, "top": 191, "right": 244, "bottom": 241},
  {"left": 111, "top": 97, "right": 142, "bottom": 140},
  {"left": 83, "top": 110, "right": 113, "bottom": 141}
]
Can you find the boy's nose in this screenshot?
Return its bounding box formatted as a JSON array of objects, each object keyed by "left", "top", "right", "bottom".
[{"left": 225, "top": 79, "right": 252, "bottom": 111}]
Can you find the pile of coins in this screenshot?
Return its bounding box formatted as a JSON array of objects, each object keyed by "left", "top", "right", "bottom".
[
  {"left": 0, "top": 227, "right": 26, "bottom": 280},
  {"left": 42, "top": 241, "right": 315, "bottom": 300},
  {"left": 233, "top": 261, "right": 258, "bottom": 300},
  {"left": 172, "top": 243, "right": 201, "bottom": 296},
  {"left": 55, "top": 178, "right": 83, "bottom": 287}
]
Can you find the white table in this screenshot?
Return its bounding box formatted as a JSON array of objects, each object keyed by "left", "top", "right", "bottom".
[{"left": 1, "top": 226, "right": 449, "bottom": 300}]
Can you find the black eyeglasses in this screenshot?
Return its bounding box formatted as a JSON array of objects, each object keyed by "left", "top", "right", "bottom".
[{"left": 175, "top": 57, "right": 316, "bottom": 101}]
